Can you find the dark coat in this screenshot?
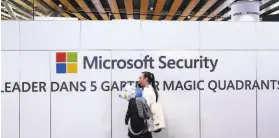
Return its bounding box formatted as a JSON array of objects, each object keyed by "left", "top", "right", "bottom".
[{"left": 125, "top": 98, "right": 152, "bottom": 138}]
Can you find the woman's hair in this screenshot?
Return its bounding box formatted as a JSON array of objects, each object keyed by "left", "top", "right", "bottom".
[{"left": 142, "top": 71, "right": 159, "bottom": 102}]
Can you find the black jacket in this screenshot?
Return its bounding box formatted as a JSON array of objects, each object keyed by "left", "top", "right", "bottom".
[{"left": 125, "top": 98, "right": 152, "bottom": 138}]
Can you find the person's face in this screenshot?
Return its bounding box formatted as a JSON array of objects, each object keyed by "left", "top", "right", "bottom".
[{"left": 139, "top": 73, "right": 148, "bottom": 87}]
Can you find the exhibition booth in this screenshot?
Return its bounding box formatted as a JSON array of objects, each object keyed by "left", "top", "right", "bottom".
[{"left": 1, "top": 20, "right": 279, "bottom": 138}]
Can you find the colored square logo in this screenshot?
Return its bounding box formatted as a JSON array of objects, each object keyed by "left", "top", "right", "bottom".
[
  {"left": 67, "top": 63, "right": 78, "bottom": 73},
  {"left": 56, "top": 63, "right": 66, "bottom": 73},
  {"left": 56, "top": 52, "right": 66, "bottom": 62},
  {"left": 67, "top": 52, "right": 78, "bottom": 62},
  {"left": 56, "top": 52, "right": 78, "bottom": 74}
]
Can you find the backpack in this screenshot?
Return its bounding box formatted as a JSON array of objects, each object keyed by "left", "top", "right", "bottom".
[{"left": 128, "top": 100, "right": 166, "bottom": 135}]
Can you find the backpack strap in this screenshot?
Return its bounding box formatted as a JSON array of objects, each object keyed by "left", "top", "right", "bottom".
[{"left": 128, "top": 118, "right": 144, "bottom": 136}]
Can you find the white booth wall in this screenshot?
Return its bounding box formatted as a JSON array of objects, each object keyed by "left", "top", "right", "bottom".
[{"left": 1, "top": 20, "right": 279, "bottom": 138}]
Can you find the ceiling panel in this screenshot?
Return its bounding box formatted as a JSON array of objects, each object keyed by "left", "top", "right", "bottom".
[
  {"left": 125, "top": 0, "right": 133, "bottom": 19},
  {"left": 41, "top": 0, "right": 70, "bottom": 17},
  {"left": 165, "top": 0, "right": 183, "bottom": 20},
  {"left": 140, "top": 0, "right": 149, "bottom": 20},
  {"left": 177, "top": 0, "right": 199, "bottom": 21},
  {"left": 13, "top": 0, "right": 44, "bottom": 17},
  {"left": 60, "top": 0, "right": 86, "bottom": 20},
  {"left": 152, "top": 0, "right": 166, "bottom": 20},
  {"left": 203, "top": 0, "right": 233, "bottom": 21},
  {"left": 27, "top": 0, "right": 48, "bottom": 11},
  {"left": 91, "top": 0, "right": 109, "bottom": 20},
  {"left": 1, "top": 0, "right": 277, "bottom": 21},
  {"left": 108, "top": 0, "right": 121, "bottom": 19},
  {"left": 76, "top": 0, "right": 97, "bottom": 20},
  {"left": 190, "top": 0, "right": 218, "bottom": 21}
]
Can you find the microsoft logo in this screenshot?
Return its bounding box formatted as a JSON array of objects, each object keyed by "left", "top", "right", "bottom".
[{"left": 56, "top": 52, "right": 78, "bottom": 74}]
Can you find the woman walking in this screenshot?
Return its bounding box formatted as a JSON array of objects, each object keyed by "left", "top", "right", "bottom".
[{"left": 125, "top": 71, "right": 159, "bottom": 138}]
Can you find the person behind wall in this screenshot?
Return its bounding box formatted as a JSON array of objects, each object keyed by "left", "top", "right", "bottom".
[{"left": 125, "top": 71, "right": 159, "bottom": 138}]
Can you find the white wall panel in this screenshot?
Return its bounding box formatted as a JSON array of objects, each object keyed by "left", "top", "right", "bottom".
[
  {"left": 1, "top": 21, "right": 20, "bottom": 50},
  {"left": 20, "top": 21, "right": 80, "bottom": 50},
  {"left": 50, "top": 51, "right": 111, "bottom": 138},
  {"left": 141, "top": 21, "right": 199, "bottom": 50},
  {"left": 1, "top": 51, "right": 20, "bottom": 138},
  {"left": 200, "top": 51, "right": 257, "bottom": 138},
  {"left": 256, "top": 22, "right": 279, "bottom": 49},
  {"left": 257, "top": 51, "right": 279, "bottom": 138},
  {"left": 19, "top": 51, "right": 50, "bottom": 138},
  {"left": 200, "top": 22, "right": 257, "bottom": 49},
  {"left": 81, "top": 20, "right": 140, "bottom": 49}
]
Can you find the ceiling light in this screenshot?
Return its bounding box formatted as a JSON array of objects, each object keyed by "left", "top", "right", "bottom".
[
  {"left": 150, "top": 7, "right": 153, "bottom": 10},
  {"left": 59, "top": 4, "right": 62, "bottom": 7},
  {"left": 187, "top": 16, "right": 191, "bottom": 19}
]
